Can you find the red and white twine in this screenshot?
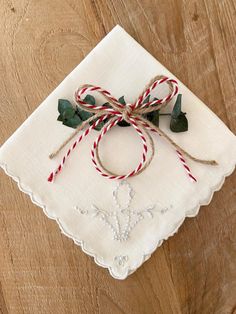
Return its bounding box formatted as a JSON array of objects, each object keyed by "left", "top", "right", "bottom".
[{"left": 48, "top": 75, "right": 216, "bottom": 183}]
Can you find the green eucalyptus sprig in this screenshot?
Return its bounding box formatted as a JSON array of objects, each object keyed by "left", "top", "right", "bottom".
[
  {"left": 57, "top": 94, "right": 188, "bottom": 133},
  {"left": 169, "top": 94, "right": 188, "bottom": 132}
]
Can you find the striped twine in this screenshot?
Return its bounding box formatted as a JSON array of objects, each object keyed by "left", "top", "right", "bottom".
[
  {"left": 48, "top": 75, "right": 217, "bottom": 183},
  {"left": 48, "top": 114, "right": 110, "bottom": 182},
  {"left": 134, "top": 117, "right": 197, "bottom": 182}
]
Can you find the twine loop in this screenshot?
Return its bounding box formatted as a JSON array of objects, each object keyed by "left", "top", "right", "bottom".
[{"left": 48, "top": 75, "right": 217, "bottom": 183}]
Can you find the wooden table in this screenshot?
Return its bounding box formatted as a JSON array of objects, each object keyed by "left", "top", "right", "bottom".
[{"left": 0, "top": 1, "right": 235, "bottom": 313}]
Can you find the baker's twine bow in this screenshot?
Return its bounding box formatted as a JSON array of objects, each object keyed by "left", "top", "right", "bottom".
[{"left": 48, "top": 75, "right": 217, "bottom": 183}]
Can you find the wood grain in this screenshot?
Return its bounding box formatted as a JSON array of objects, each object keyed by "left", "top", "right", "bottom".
[{"left": 0, "top": 0, "right": 236, "bottom": 313}]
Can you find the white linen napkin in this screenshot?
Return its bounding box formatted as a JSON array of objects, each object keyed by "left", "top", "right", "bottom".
[{"left": 1, "top": 25, "right": 236, "bottom": 279}]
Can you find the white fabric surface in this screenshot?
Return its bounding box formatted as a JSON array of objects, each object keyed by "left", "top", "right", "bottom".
[{"left": 1, "top": 25, "right": 236, "bottom": 279}]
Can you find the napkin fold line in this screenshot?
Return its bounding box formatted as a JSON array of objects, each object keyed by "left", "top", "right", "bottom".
[{"left": 1, "top": 160, "right": 235, "bottom": 279}]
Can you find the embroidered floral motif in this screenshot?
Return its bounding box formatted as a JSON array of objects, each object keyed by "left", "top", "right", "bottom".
[
  {"left": 74, "top": 206, "right": 88, "bottom": 215},
  {"left": 74, "top": 181, "right": 172, "bottom": 242},
  {"left": 157, "top": 204, "right": 173, "bottom": 215},
  {"left": 114, "top": 255, "right": 128, "bottom": 266}
]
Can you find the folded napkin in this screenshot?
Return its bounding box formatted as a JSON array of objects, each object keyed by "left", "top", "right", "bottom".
[{"left": 1, "top": 25, "right": 236, "bottom": 279}]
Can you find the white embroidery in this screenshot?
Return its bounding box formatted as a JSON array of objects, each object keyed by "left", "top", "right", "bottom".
[
  {"left": 74, "top": 206, "right": 88, "bottom": 215},
  {"left": 157, "top": 204, "right": 173, "bottom": 215},
  {"left": 114, "top": 255, "right": 128, "bottom": 266},
  {"left": 74, "top": 181, "right": 172, "bottom": 242}
]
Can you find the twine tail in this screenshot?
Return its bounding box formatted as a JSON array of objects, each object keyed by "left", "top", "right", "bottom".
[
  {"left": 138, "top": 117, "right": 218, "bottom": 166},
  {"left": 48, "top": 172, "right": 54, "bottom": 182}
]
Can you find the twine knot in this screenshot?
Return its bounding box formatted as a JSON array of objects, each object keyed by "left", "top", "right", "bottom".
[
  {"left": 48, "top": 75, "right": 217, "bottom": 183},
  {"left": 122, "top": 104, "right": 133, "bottom": 122}
]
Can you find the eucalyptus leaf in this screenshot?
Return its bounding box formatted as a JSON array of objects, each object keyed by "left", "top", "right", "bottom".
[
  {"left": 102, "top": 102, "right": 110, "bottom": 107},
  {"left": 142, "top": 96, "right": 159, "bottom": 126},
  {"left": 89, "top": 117, "right": 109, "bottom": 130},
  {"left": 76, "top": 106, "right": 93, "bottom": 121},
  {"left": 153, "top": 97, "right": 159, "bottom": 103},
  {"left": 118, "top": 120, "right": 130, "bottom": 127},
  {"left": 171, "top": 94, "right": 182, "bottom": 118},
  {"left": 118, "top": 96, "right": 126, "bottom": 105},
  {"left": 170, "top": 112, "right": 188, "bottom": 132},
  {"left": 62, "top": 107, "right": 75, "bottom": 120},
  {"left": 75, "top": 94, "right": 96, "bottom": 121},
  {"left": 83, "top": 94, "right": 95, "bottom": 105},
  {"left": 145, "top": 110, "right": 159, "bottom": 127},
  {"left": 151, "top": 110, "right": 160, "bottom": 126},
  {"left": 63, "top": 115, "right": 82, "bottom": 128},
  {"left": 57, "top": 114, "right": 63, "bottom": 121},
  {"left": 58, "top": 99, "right": 73, "bottom": 114},
  {"left": 143, "top": 95, "right": 150, "bottom": 104},
  {"left": 94, "top": 121, "right": 105, "bottom": 131}
]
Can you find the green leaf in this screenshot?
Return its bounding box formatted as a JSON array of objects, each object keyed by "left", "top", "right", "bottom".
[
  {"left": 57, "top": 114, "right": 63, "bottom": 121},
  {"left": 83, "top": 94, "right": 95, "bottom": 105},
  {"left": 62, "top": 107, "right": 75, "bottom": 120},
  {"left": 171, "top": 94, "right": 182, "bottom": 118},
  {"left": 102, "top": 102, "right": 110, "bottom": 107},
  {"left": 76, "top": 106, "right": 93, "bottom": 121},
  {"left": 170, "top": 94, "right": 188, "bottom": 132},
  {"left": 58, "top": 99, "right": 73, "bottom": 114},
  {"left": 63, "top": 115, "right": 82, "bottom": 128},
  {"left": 118, "top": 120, "right": 130, "bottom": 127},
  {"left": 89, "top": 117, "right": 110, "bottom": 131},
  {"left": 151, "top": 110, "right": 160, "bottom": 127},
  {"left": 94, "top": 121, "right": 105, "bottom": 131},
  {"left": 145, "top": 110, "right": 159, "bottom": 127},
  {"left": 143, "top": 95, "right": 150, "bottom": 104},
  {"left": 142, "top": 95, "right": 159, "bottom": 126},
  {"left": 118, "top": 96, "right": 126, "bottom": 105},
  {"left": 76, "top": 94, "right": 96, "bottom": 121},
  {"left": 170, "top": 112, "right": 188, "bottom": 132}
]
